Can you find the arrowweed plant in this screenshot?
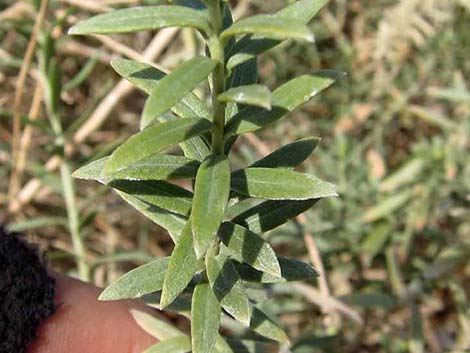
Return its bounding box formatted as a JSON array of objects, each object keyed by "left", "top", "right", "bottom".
[{"left": 70, "top": 0, "right": 341, "bottom": 351}]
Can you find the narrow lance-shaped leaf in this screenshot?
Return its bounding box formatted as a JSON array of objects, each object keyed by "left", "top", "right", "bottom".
[
  {"left": 74, "top": 155, "right": 200, "bottom": 183},
  {"left": 250, "top": 137, "right": 321, "bottom": 169},
  {"left": 72, "top": 156, "right": 107, "bottom": 181},
  {"left": 99, "top": 257, "right": 170, "bottom": 301},
  {"left": 161, "top": 219, "right": 201, "bottom": 307},
  {"left": 131, "top": 310, "right": 187, "bottom": 340},
  {"left": 110, "top": 59, "right": 211, "bottom": 161},
  {"left": 275, "top": 0, "right": 329, "bottom": 22},
  {"left": 231, "top": 168, "right": 337, "bottom": 200},
  {"left": 226, "top": 0, "right": 329, "bottom": 70},
  {"left": 192, "top": 155, "right": 231, "bottom": 259},
  {"left": 221, "top": 15, "right": 314, "bottom": 43},
  {"left": 226, "top": 339, "right": 277, "bottom": 353},
  {"left": 218, "top": 222, "right": 281, "bottom": 276},
  {"left": 116, "top": 191, "right": 186, "bottom": 242},
  {"left": 110, "top": 180, "right": 193, "bottom": 217},
  {"left": 103, "top": 118, "right": 212, "bottom": 175},
  {"left": 68, "top": 6, "right": 211, "bottom": 35},
  {"left": 156, "top": 112, "right": 211, "bottom": 162},
  {"left": 225, "top": 71, "right": 343, "bottom": 135},
  {"left": 249, "top": 307, "right": 289, "bottom": 343},
  {"left": 206, "top": 254, "right": 251, "bottom": 326},
  {"left": 191, "top": 283, "right": 221, "bottom": 353},
  {"left": 105, "top": 155, "right": 200, "bottom": 182},
  {"left": 111, "top": 59, "right": 211, "bottom": 121},
  {"left": 141, "top": 336, "right": 192, "bottom": 353},
  {"left": 234, "top": 256, "right": 319, "bottom": 283},
  {"left": 218, "top": 85, "right": 272, "bottom": 110},
  {"left": 232, "top": 199, "right": 320, "bottom": 233},
  {"left": 142, "top": 57, "right": 218, "bottom": 129}
]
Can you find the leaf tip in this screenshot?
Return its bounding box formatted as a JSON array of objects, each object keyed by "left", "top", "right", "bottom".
[{"left": 67, "top": 25, "right": 82, "bottom": 35}]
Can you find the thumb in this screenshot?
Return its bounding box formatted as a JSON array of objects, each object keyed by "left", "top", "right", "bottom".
[{"left": 27, "top": 273, "right": 157, "bottom": 353}]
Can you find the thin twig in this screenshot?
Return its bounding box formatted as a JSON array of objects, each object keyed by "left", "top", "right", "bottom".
[
  {"left": 14, "top": 83, "right": 43, "bottom": 194},
  {"left": 297, "top": 214, "right": 331, "bottom": 298},
  {"left": 8, "top": 0, "right": 49, "bottom": 204},
  {"left": 292, "top": 283, "right": 364, "bottom": 325}
]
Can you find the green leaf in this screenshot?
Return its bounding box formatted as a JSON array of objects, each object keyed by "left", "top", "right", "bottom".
[
  {"left": 221, "top": 15, "right": 314, "bottom": 43},
  {"left": 111, "top": 59, "right": 211, "bottom": 121},
  {"left": 142, "top": 337, "right": 192, "bottom": 353},
  {"left": 250, "top": 137, "right": 321, "bottom": 168},
  {"left": 99, "top": 257, "right": 170, "bottom": 301},
  {"left": 218, "top": 85, "right": 271, "bottom": 110},
  {"left": 276, "top": 0, "right": 329, "bottom": 22},
  {"left": 161, "top": 220, "right": 201, "bottom": 307},
  {"left": 226, "top": 339, "right": 277, "bottom": 353},
  {"left": 141, "top": 57, "right": 218, "bottom": 129},
  {"left": 226, "top": 0, "right": 329, "bottom": 70},
  {"left": 191, "top": 283, "right": 221, "bottom": 353},
  {"left": 103, "top": 118, "right": 212, "bottom": 174},
  {"left": 249, "top": 307, "right": 289, "bottom": 343},
  {"left": 116, "top": 191, "right": 186, "bottom": 242},
  {"left": 206, "top": 254, "right": 251, "bottom": 326},
  {"left": 142, "top": 291, "right": 192, "bottom": 314},
  {"left": 131, "top": 310, "right": 187, "bottom": 340},
  {"left": 74, "top": 154, "right": 201, "bottom": 182},
  {"left": 231, "top": 168, "right": 337, "bottom": 200},
  {"left": 232, "top": 199, "right": 319, "bottom": 233},
  {"left": 105, "top": 154, "right": 200, "bottom": 181},
  {"left": 218, "top": 222, "right": 281, "bottom": 276},
  {"left": 72, "top": 156, "right": 107, "bottom": 181},
  {"left": 68, "top": 6, "right": 211, "bottom": 35},
  {"left": 192, "top": 155, "right": 231, "bottom": 258},
  {"left": 225, "top": 71, "right": 343, "bottom": 135},
  {"left": 110, "top": 180, "right": 193, "bottom": 217},
  {"left": 362, "top": 189, "right": 413, "bottom": 223},
  {"left": 234, "top": 256, "right": 319, "bottom": 283}
]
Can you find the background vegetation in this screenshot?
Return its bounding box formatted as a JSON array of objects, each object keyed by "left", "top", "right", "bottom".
[{"left": 1, "top": 0, "right": 469, "bottom": 352}]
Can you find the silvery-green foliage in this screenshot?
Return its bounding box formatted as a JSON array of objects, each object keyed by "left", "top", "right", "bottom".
[{"left": 71, "top": 0, "right": 340, "bottom": 351}]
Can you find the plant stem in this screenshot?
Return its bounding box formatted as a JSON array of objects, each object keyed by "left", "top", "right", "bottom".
[
  {"left": 208, "top": 1, "right": 226, "bottom": 155},
  {"left": 60, "top": 161, "right": 90, "bottom": 281}
]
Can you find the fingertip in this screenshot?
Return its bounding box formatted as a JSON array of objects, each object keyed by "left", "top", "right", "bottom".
[{"left": 28, "top": 274, "right": 157, "bottom": 353}]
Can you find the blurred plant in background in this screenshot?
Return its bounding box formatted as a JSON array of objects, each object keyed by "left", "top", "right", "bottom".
[{"left": 1, "top": 0, "right": 469, "bottom": 352}]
